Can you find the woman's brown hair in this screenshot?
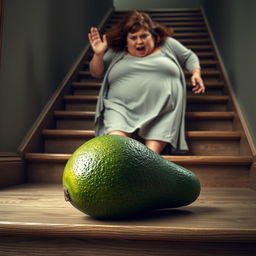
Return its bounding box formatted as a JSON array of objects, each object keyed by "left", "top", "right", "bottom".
[{"left": 106, "top": 11, "right": 174, "bottom": 52}]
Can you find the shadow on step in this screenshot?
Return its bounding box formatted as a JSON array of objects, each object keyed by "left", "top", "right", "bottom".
[{"left": 84, "top": 206, "right": 221, "bottom": 223}]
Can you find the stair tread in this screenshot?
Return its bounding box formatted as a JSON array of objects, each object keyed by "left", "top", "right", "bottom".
[
  {"left": 178, "top": 38, "right": 210, "bottom": 43},
  {"left": 164, "top": 22, "right": 205, "bottom": 27},
  {"left": 54, "top": 110, "right": 95, "bottom": 118},
  {"left": 25, "top": 153, "right": 253, "bottom": 165},
  {"left": 111, "top": 18, "right": 204, "bottom": 23},
  {"left": 71, "top": 80, "right": 224, "bottom": 89},
  {"left": 114, "top": 11, "right": 201, "bottom": 17},
  {"left": 42, "top": 129, "right": 241, "bottom": 140},
  {"left": 54, "top": 111, "right": 235, "bottom": 120},
  {"left": 173, "top": 32, "right": 208, "bottom": 37},
  {"left": 188, "top": 95, "right": 229, "bottom": 102},
  {"left": 1, "top": 184, "right": 256, "bottom": 242},
  {"left": 83, "top": 59, "right": 218, "bottom": 65},
  {"left": 169, "top": 27, "right": 207, "bottom": 32},
  {"left": 64, "top": 95, "right": 229, "bottom": 101},
  {"left": 80, "top": 69, "right": 219, "bottom": 75},
  {"left": 42, "top": 129, "right": 95, "bottom": 137}
]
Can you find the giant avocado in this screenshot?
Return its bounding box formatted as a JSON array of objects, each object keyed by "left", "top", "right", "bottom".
[{"left": 63, "top": 135, "right": 200, "bottom": 219}]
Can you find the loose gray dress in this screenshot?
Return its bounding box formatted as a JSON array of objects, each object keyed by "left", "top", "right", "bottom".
[{"left": 95, "top": 37, "right": 201, "bottom": 152}]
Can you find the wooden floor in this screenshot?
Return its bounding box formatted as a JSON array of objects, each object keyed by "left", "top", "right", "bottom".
[{"left": 0, "top": 184, "right": 256, "bottom": 242}]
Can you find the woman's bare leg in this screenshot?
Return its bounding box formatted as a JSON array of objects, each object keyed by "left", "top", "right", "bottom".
[
  {"left": 108, "top": 132, "right": 166, "bottom": 154},
  {"left": 108, "top": 130, "right": 131, "bottom": 137},
  {"left": 145, "top": 140, "right": 167, "bottom": 154}
]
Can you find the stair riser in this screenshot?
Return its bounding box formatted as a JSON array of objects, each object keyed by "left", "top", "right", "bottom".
[
  {"left": 84, "top": 54, "right": 216, "bottom": 64},
  {"left": 65, "top": 102, "right": 228, "bottom": 112},
  {"left": 106, "top": 24, "right": 207, "bottom": 31},
  {"left": 26, "top": 161, "right": 249, "bottom": 187},
  {"left": 44, "top": 138, "right": 240, "bottom": 155},
  {"left": 56, "top": 119, "right": 95, "bottom": 130},
  {"left": 187, "top": 90, "right": 224, "bottom": 96},
  {"left": 55, "top": 119, "right": 233, "bottom": 131},
  {"left": 83, "top": 62, "right": 218, "bottom": 70},
  {"left": 79, "top": 72, "right": 220, "bottom": 80},
  {"left": 187, "top": 103, "right": 228, "bottom": 112},
  {"left": 72, "top": 88, "right": 225, "bottom": 96},
  {"left": 111, "top": 16, "right": 202, "bottom": 20},
  {"left": 73, "top": 89, "right": 100, "bottom": 96},
  {"left": 186, "top": 120, "right": 233, "bottom": 131},
  {"left": 65, "top": 103, "right": 97, "bottom": 111}
]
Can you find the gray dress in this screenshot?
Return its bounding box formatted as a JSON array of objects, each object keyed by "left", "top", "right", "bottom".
[
  {"left": 103, "top": 53, "right": 183, "bottom": 147},
  {"left": 95, "top": 37, "right": 201, "bottom": 152}
]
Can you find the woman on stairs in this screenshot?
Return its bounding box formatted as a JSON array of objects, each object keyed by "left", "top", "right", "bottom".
[{"left": 88, "top": 10, "right": 205, "bottom": 154}]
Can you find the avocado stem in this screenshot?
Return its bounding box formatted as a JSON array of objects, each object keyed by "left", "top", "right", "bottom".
[{"left": 64, "top": 187, "right": 71, "bottom": 202}]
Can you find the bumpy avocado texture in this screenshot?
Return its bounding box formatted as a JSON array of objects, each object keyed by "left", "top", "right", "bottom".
[{"left": 63, "top": 135, "right": 201, "bottom": 219}]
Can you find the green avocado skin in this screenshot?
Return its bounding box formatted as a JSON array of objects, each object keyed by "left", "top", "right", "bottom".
[{"left": 63, "top": 135, "right": 201, "bottom": 220}]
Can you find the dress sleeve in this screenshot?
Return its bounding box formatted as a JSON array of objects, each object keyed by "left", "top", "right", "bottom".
[
  {"left": 103, "top": 49, "right": 116, "bottom": 71},
  {"left": 165, "top": 37, "right": 201, "bottom": 72}
]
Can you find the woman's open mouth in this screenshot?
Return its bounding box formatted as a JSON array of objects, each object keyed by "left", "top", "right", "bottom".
[
  {"left": 136, "top": 46, "right": 145, "bottom": 52},
  {"left": 135, "top": 46, "right": 147, "bottom": 56}
]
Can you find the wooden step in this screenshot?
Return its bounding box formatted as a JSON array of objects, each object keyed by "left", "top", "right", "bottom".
[
  {"left": 166, "top": 21, "right": 206, "bottom": 27},
  {"left": 71, "top": 80, "right": 225, "bottom": 96},
  {"left": 83, "top": 58, "right": 217, "bottom": 73},
  {"left": 72, "top": 79, "right": 224, "bottom": 91},
  {"left": 108, "top": 21, "right": 205, "bottom": 30},
  {"left": 173, "top": 32, "right": 209, "bottom": 38},
  {"left": 87, "top": 50, "right": 215, "bottom": 61},
  {"left": 112, "top": 11, "right": 202, "bottom": 18},
  {"left": 64, "top": 95, "right": 98, "bottom": 111},
  {"left": 186, "top": 45, "right": 213, "bottom": 52},
  {"left": 64, "top": 95, "right": 229, "bottom": 103},
  {"left": 42, "top": 129, "right": 241, "bottom": 155},
  {"left": 54, "top": 110, "right": 95, "bottom": 130},
  {"left": 179, "top": 38, "right": 211, "bottom": 44},
  {"left": 25, "top": 153, "right": 252, "bottom": 186},
  {"left": 75, "top": 85, "right": 225, "bottom": 97},
  {"left": 168, "top": 26, "right": 207, "bottom": 32},
  {"left": 110, "top": 13, "right": 204, "bottom": 19},
  {"left": 1, "top": 183, "right": 255, "bottom": 255},
  {"left": 106, "top": 23, "right": 206, "bottom": 32},
  {"left": 188, "top": 95, "right": 229, "bottom": 103},
  {"left": 79, "top": 69, "right": 220, "bottom": 79},
  {"left": 54, "top": 111, "right": 235, "bottom": 131},
  {"left": 63, "top": 95, "right": 230, "bottom": 112},
  {"left": 112, "top": 17, "right": 203, "bottom": 23},
  {"left": 25, "top": 153, "right": 251, "bottom": 165},
  {"left": 86, "top": 53, "right": 215, "bottom": 67},
  {"left": 54, "top": 111, "right": 235, "bottom": 121}
]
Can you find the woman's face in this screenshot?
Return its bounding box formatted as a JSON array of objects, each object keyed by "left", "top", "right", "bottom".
[{"left": 126, "top": 28, "right": 155, "bottom": 57}]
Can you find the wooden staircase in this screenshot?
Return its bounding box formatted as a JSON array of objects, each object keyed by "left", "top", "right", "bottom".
[
  {"left": 1, "top": 8, "right": 256, "bottom": 256},
  {"left": 22, "top": 10, "right": 255, "bottom": 188}
]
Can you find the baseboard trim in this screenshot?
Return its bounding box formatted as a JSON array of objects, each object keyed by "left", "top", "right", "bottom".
[{"left": 0, "top": 154, "right": 25, "bottom": 188}]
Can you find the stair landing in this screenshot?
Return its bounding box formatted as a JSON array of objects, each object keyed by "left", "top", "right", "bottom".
[{"left": 0, "top": 184, "right": 256, "bottom": 255}]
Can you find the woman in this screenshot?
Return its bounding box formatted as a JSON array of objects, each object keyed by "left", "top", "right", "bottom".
[{"left": 88, "top": 11, "right": 205, "bottom": 154}]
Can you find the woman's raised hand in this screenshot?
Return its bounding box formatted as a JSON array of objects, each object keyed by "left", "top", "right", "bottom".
[{"left": 88, "top": 27, "right": 108, "bottom": 56}]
